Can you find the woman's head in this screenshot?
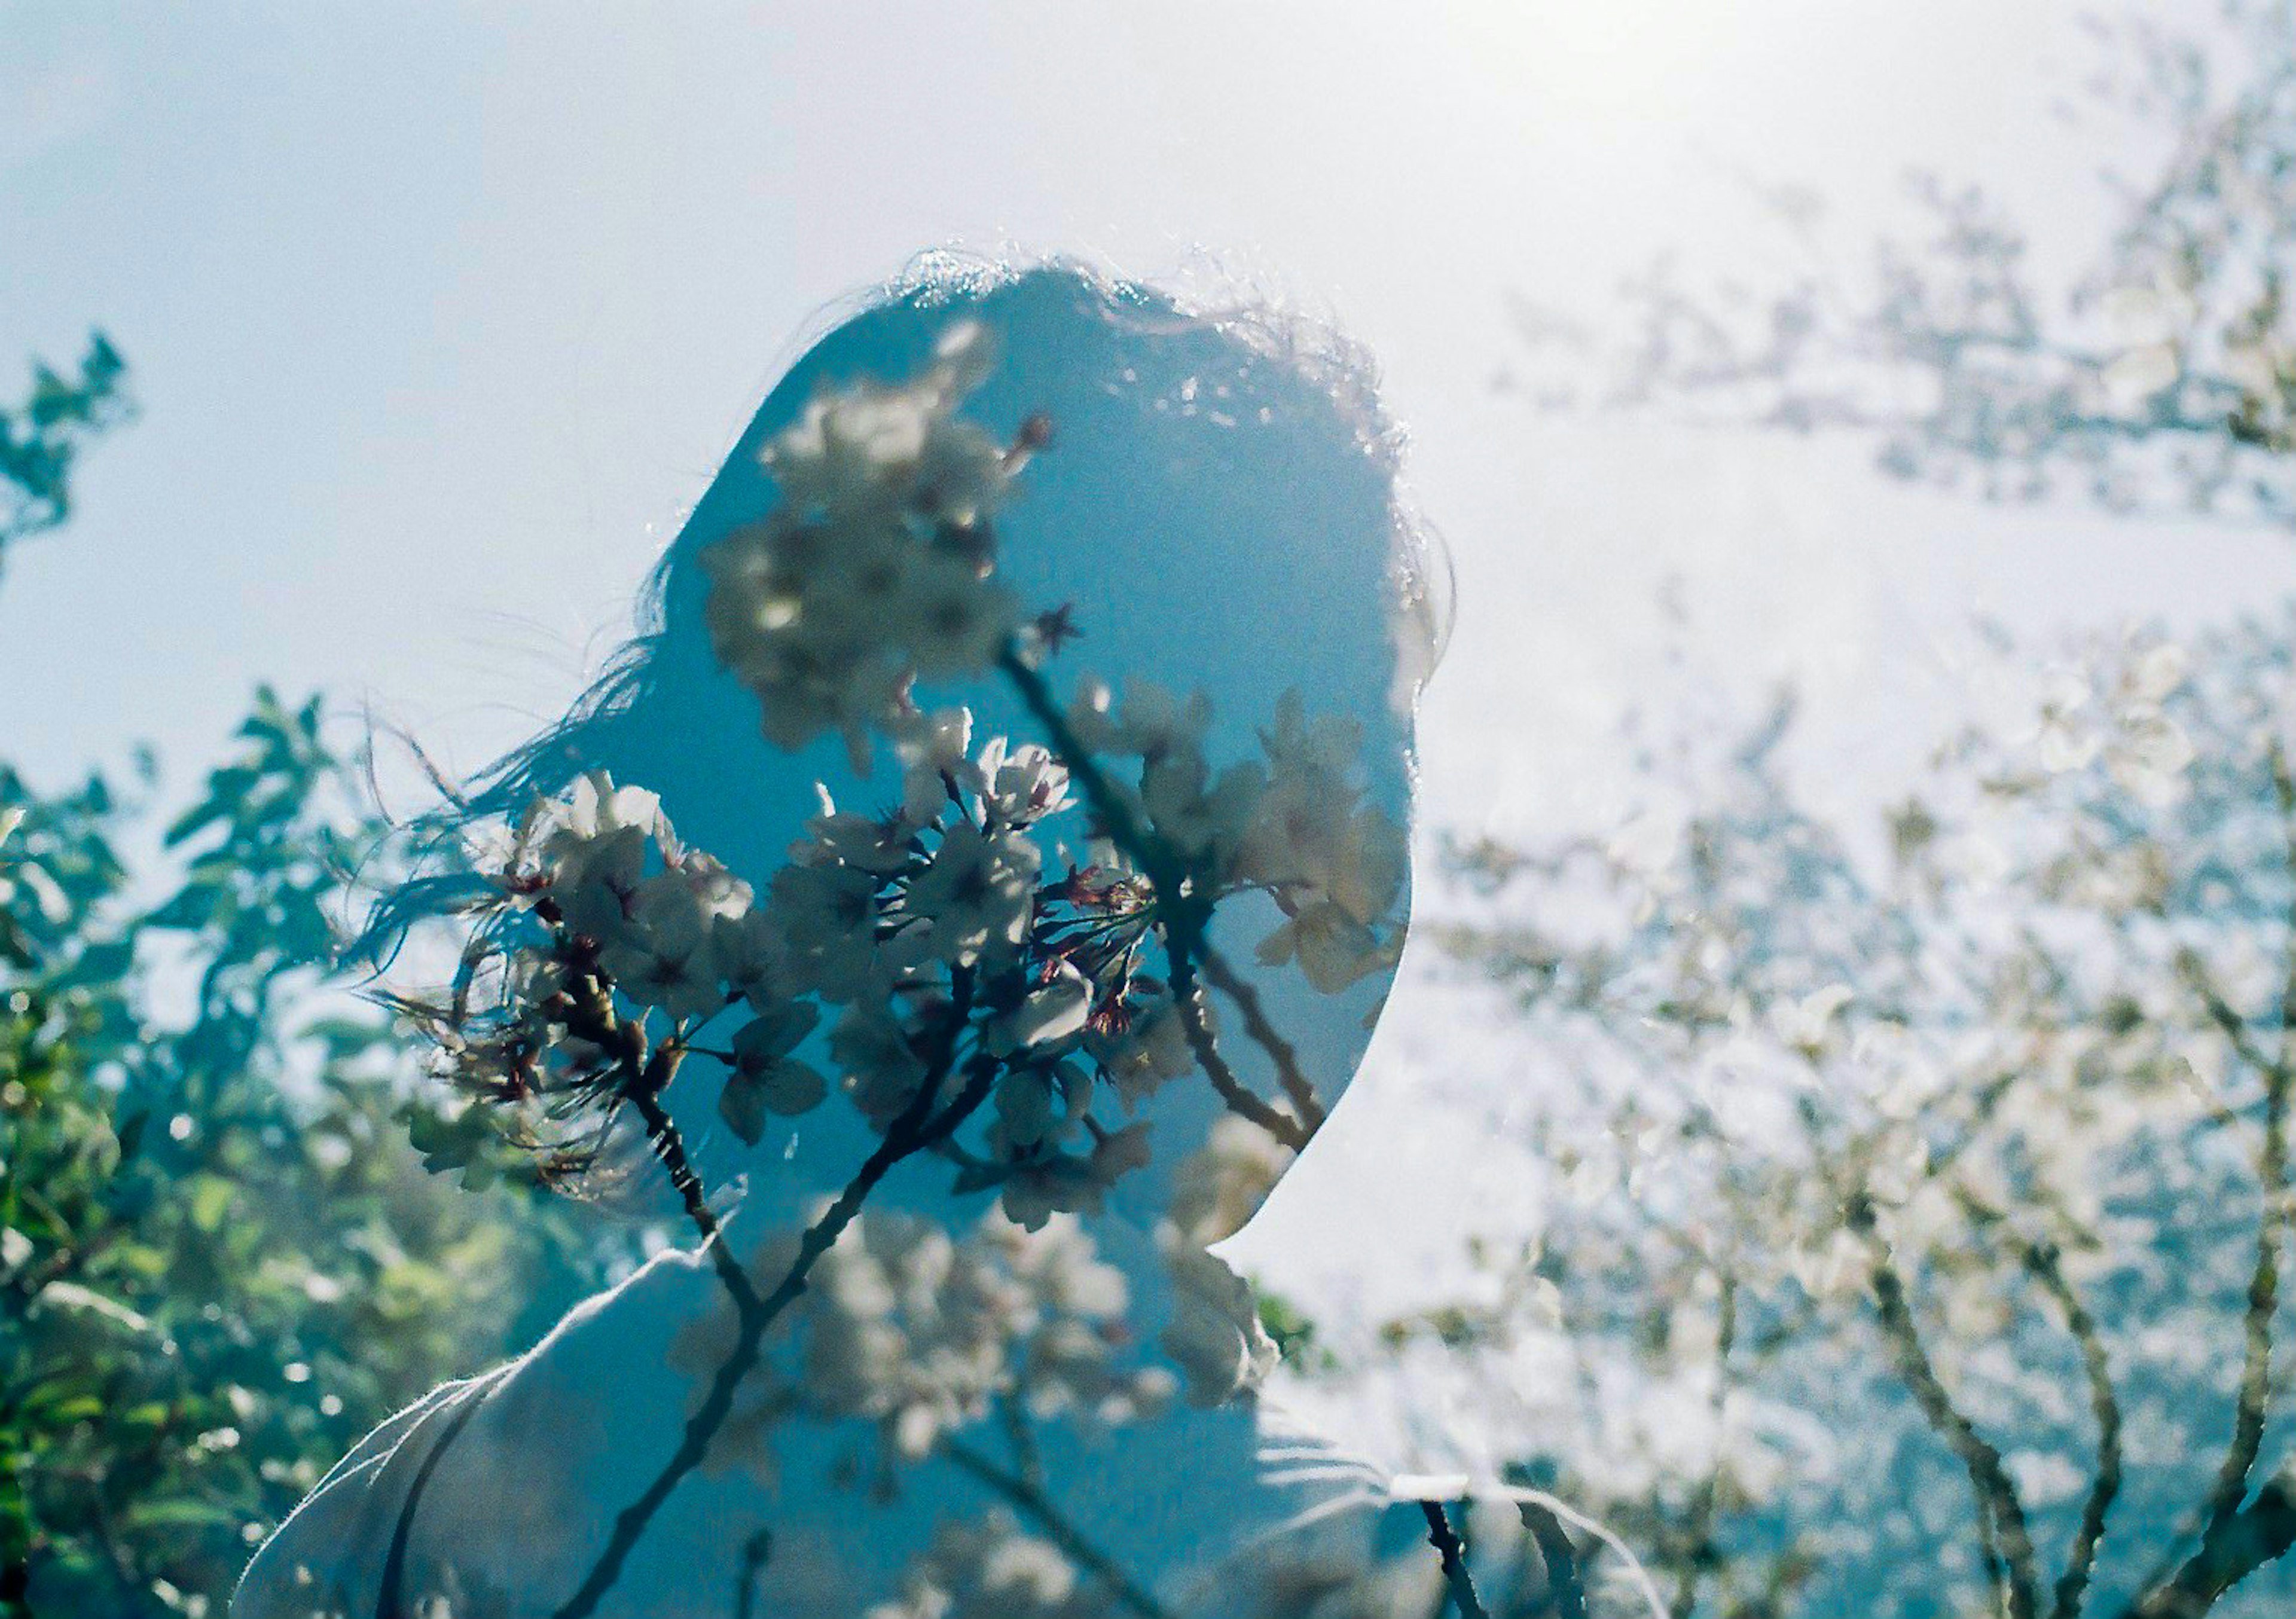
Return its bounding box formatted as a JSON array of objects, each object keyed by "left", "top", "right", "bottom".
[{"left": 407, "top": 256, "right": 1437, "bottom": 1238}]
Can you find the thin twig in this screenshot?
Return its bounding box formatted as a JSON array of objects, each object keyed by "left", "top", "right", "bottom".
[
  {"left": 2029, "top": 1241, "right": 2122, "bottom": 1619},
  {"left": 2222, "top": 744, "right": 2296, "bottom": 1528},
  {"left": 1000, "top": 643, "right": 1312, "bottom": 1150},
  {"left": 1171, "top": 969, "right": 1311, "bottom": 1149},
  {"left": 731, "top": 1529, "right": 771, "bottom": 1619},
  {"left": 1948, "top": 1185, "right": 2124, "bottom": 1619},
  {"left": 1202, "top": 945, "right": 1327, "bottom": 1133},
  {"left": 1419, "top": 1500, "right": 1489, "bottom": 1619},
  {"left": 2199, "top": 747, "right": 2296, "bottom": 1537},
  {"left": 997, "top": 1387, "right": 1043, "bottom": 1493},
  {"left": 941, "top": 1440, "right": 1174, "bottom": 1619},
  {"left": 630, "top": 1062, "right": 763, "bottom": 1319}
]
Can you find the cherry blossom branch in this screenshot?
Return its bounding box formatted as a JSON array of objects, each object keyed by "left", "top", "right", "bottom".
[
  {"left": 630, "top": 1059, "right": 764, "bottom": 1318},
  {"left": 2174, "top": 776, "right": 2296, "bottom": 1548},
  {"left": 996, "top": 643, "right": 1316, "bottom": 1150},
  {"left": 550, "top": 1002, "right": 987, "bottom": 1619},
  {"left": 1170, "top": 972, "right": 1312, "bottom": 1150},
  {"left": 1418, "top": 1500, "right": 1489, "bottom": 1619},
  {"left": 939, "top": 1439, "right": 1174, "bottom": 1619},
  {"left": 2007, "top": 1233, "right": 2123, "bottom": 1619},
  {"left": 994, "top": 644, "right": 1176, "bottom": 909}
]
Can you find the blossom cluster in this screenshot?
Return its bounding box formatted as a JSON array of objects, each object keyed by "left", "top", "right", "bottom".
[
  {"left": 670, "top": 1208, "right": 1177, "bottom": 1489},
  {"left": 865, "top": 1512, "right": 1112, "bottom": 1619},
  {"left": 1375, "top": 611, "right": 2296, "bottom": 1618},
  {"left": 425, "top": 725, "right": 1184, "bottom": 1227},
  {"left": 416, "top": 325, "right": 1409, "bottom": 1224},
  {"left": 701, "top": 320, "right": 1035, "bottom": 765},
  {"left": 1062, "top": 683, "right": 1407, "bottom": 995},
  {"left": 371, "top": 320, "right": 1427, "bottom": 1619}
]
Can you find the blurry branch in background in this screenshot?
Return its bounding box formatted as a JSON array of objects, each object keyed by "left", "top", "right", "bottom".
[
  {"left": 1354, "top": 608, "right": 2296, "bottom": 1617},
  {"left": 1500, "top": 0, "right": 2296, "bottom": 531},
  {"left": 0, "top": 331, "right": 132, "bottom": 571},
  {"left": 1358, "top": 14, "right": 2296, "bottom": 1608}
]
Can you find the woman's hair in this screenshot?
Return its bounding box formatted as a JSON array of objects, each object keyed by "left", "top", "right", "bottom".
[{"left": 363, "top": 254, "right": 1445, "bottom": 967}]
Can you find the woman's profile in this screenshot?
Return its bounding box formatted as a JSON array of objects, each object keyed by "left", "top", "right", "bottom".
[{"left": 233, "top": 258, "right": 1592, "bottom": 1619}]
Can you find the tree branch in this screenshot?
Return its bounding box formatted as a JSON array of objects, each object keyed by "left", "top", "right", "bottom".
[
  {"left": 1518, "top": 1499, "right": 1587, "bottom": 1619},
  {"left": 1846, "top": 1189, "right": 2042, "bottom": 1619},
  {"left": 2122, "top": 1473, "right": 2296, "bottom": 1619},
  {"left": 1170, "top": 967, "right": 1311, "bottom": 1150},
  {"left": 1419, "top": 1500, "right": 1489, "bottom": 1619},
  {"left": 1202, "top": 945, "right": 1327, "bottom": 1134},
  {"left": 999, "top": 642, "right": 1314, "bottom": 1151}
]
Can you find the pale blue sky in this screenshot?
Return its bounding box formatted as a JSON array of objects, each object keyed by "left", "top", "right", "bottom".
[
  {"left": 8, "top": 1, "right": 2219, "bottom": 816},
  {"left": 11, "top": 2, "right": 2295, "bottom": 1344}
]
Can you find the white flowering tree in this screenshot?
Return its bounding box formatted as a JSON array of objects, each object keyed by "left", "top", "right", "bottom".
[
  {"left": 1504, "top": 0, "right": 2296, "bottom": 529},
  {"left": 1351, "top": 610, "right": 2296, "bottom": 1618}
]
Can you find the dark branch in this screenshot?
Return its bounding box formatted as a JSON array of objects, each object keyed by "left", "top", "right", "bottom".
[
  {"left": 1419, "top": 1500, "right": 1489, "bottom": 1619},
  {"left": 1202, "top": 945, "right": 1327, "bottom": 1133},
  {"left": 1848, "top": 1190, "right": 2042, "bottom": 1619},
  {"left": 1518, "top": 1499, "right": 1587, "bottom": 1619},
  {"left": 2122, "top": 1474, "right": 2296, "bottom": 1619}
]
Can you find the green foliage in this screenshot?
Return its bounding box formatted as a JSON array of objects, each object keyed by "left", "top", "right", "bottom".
[
  {"left": 1252, "top": 1285, "right": 1335, "bottom": 1375},
  {"left": 0, "top": 691, "right": 619, "bottom": 1619},
  {"left": 0, "top": 333, "right": 132, "bottom": 569}
]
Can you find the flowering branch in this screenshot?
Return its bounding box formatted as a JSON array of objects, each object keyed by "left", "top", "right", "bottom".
[
  {"left": 379, "top": 325, "right": 1415, "bottom": 1619},
  {"left": 550, "top": 999, "right": 982, "bottom": 1619},
  {"left": 1169, "top": 976, "right": 1312, "bottom": 1151},
  {"left": 1954, "top": 1189, "right": 2124, "bottom": 1619},
  {"left": 2201, "top": 744, "right": 2296, "bottom": 1533},
  {"left": 996, "top": 642, "right": 1315, "bottom": 1151}
]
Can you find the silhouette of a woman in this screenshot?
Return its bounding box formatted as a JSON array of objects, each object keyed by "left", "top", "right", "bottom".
[{"left": 235, "top": 259, "right": 1584, "bottom": 1619}]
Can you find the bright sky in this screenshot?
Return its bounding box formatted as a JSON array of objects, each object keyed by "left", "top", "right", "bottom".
[{"left": 10, "top": 2, "right": 2296, "bottom": 1383}]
